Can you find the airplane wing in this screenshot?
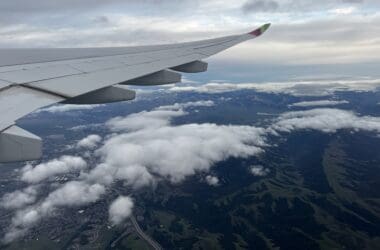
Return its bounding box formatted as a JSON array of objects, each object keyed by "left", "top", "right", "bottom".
[{"left": 0, "top": 23, "right": 271, "bottom": 163}]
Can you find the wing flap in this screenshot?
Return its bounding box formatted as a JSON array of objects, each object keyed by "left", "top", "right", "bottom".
[
  {"left": 64, "top": 86, "right": 136, "bottom": 104},
  {"left": 0, "top": 86, "right": 63, "bottom": 132},
  {"left": 0, "top": 125, "right": 42, "bottom": 163}
]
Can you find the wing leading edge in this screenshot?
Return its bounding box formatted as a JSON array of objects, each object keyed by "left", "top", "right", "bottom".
[{"left": 0, "top": 23, "right": 271, "bottom": 163}]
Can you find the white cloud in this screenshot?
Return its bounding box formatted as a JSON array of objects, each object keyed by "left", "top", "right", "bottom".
[
  {"left": 43, "top": 181, "right": 105, "bottom": 208},
  {"left": 289, "top": 100, "right": 349, "bottom": 107},
  {"left": 1, "top": 186, "right": 38, "bottom": 209},
  {"left": 77, "top": 134, "right": 102, "bottom": 149},
  {"left": 107, "top": 109, "right": 186, "bottom": 132},
  {"left": 70, "top": 123, "right": 103, "bottom": 131},
  {"left": 250, "top": 165, "right": 270, "bottom": 176},
  {"left": 4, "top": 100, "right": 269, "bottom": 242},
  {"left": 107, "top": 101, "right": 214, "bottom": 132},
  {"left": 108, "top": 196, "right": 134, "bottom": 226},
  {"left": 7, "top": 95, "right": 380, "bottom": 243},
  {"left": 4, "top": 181, "right": 105, "bottom": 243},
  {"left": 272, "top": 108, "right": 380, "bottom": 133},
  {"left": 10, "top": 99, "right": 380, "bottom": 242},
  {"left": 169, "top": 78, "right": 380, "bottom": 96},
  {"left": 97, "top": 123, "right": 267, "bottom": 184},
  {"left": 36, "top": 104, "right": 104, "bottom": 113},
  {"left": 205, "top": 175, "right": 220, "bottom": 186},
  {"left": 21, "top": 156, "right": 87, "bottom": 183},
  {"left": 88, "top": 99, "right": 266, "bottom": 186},
  {"left": 157, "top": 100, "right": 215, "bottom": 110}
]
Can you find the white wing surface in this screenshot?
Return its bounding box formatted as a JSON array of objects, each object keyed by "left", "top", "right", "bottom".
[{"left": 0, "top": 24, "right": 271, "bottom": 162}]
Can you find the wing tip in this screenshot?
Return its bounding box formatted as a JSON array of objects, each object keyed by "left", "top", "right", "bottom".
[{"left": 248, "top": 23, "right": 271, "bottom": 37}]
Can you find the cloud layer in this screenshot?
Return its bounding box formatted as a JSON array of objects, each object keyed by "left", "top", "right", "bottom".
[
  {"left": 4, "top": 95, "right": 380, "bottom": 243},
  {"left": 242, "top": 0, "right": 374, "bottom": 13},
  {"left": 169, "top": 78, "right": 380, "bottom": 96},
  {"left": 3, "top": 100, "right": 268, "bottom": 242}
]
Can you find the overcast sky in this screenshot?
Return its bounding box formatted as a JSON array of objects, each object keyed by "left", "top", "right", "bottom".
[{"left": 0, "top": 0, "right": 379, "bottom": 77}]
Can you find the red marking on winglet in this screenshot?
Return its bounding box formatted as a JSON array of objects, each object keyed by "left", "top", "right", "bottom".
[
  {"left": 248, "top": 23, "right": 271, "bottom": 37},
  {"left": 249, "top": 28, "right": 262, "bottom": 36}
]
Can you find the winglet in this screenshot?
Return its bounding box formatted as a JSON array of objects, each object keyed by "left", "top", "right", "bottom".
[{"left": 248, "top": 23, "right": 271, "bottom": 37}]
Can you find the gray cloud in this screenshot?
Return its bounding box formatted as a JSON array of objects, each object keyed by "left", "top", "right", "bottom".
[
  {"left": 242, "top": 0, "right": 372, "bottom": 13},
  {"left": 0, "top": 0, "right": 378, "bottom": 66},
  {"left": 0, "top": 0, "right": 179, "bottom": 14},
  {"left": 242, "top": 0, "right": 279, "bottom": 13},
  {"left": 0, "top": 0, "right": 195, "bottom": 27},
  {"left": 343, "top": 0, "right": 364, "bottom": 3},
  {"left": 267, "top": 17, "right": 380, "bottom": 45}
]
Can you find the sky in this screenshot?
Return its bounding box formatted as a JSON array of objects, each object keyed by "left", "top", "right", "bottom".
[{"left": 1, "top": 0, "right": 380, "bottom": 79}]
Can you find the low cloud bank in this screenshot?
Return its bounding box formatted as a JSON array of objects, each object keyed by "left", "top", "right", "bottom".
[
  {"left": 169, "top": 79, "right": 380, "bottom": 96},
  {"left": 272, "top": 108, "right": 380, "bottom": 133},
  {"left": 36, "top": 104, "right": 104, "bottom": 113},
  {"left": 289, "top": 100, "right": 349, "bottom": 107}
]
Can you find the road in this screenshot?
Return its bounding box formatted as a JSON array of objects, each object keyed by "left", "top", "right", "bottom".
[{"left": 130, "top": 215, "right": 163, "bottom": 250}]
